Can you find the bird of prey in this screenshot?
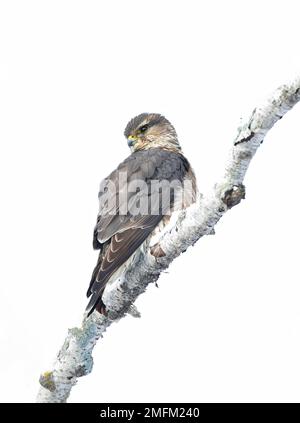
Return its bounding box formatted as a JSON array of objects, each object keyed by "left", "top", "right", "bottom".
[{"left": 86, "top": 113, "right": 197, "bottom": 316}]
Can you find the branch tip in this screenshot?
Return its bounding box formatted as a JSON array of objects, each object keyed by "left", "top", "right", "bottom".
[{"left": 39, "top": 371, "right": 56, "bottom": 392}]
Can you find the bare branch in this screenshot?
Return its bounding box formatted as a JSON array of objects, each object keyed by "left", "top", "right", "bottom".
[{"left": 37, "top": 77, "right": 300, "bottom": 403}]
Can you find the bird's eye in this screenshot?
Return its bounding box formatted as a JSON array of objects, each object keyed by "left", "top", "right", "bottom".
[{"left": 139, "top": 124, "right": 148, "bottom": 133}]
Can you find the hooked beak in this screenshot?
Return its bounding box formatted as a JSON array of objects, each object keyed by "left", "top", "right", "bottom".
[{"left": 127, "top": 135, "right": 137, "bottom": 147}]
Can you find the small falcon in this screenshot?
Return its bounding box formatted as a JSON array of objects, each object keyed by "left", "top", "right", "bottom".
[{"left": 86, "top": 113, "right": 197, "bottom": 316}]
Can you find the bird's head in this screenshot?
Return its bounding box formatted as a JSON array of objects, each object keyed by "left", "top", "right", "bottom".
[{"left": 124, "top": 113, "right": 181, "bottom": 152}]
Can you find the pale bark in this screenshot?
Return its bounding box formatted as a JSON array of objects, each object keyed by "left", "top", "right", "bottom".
[{"left": 37, "top": 77, "right": 300, "bottom": 403}]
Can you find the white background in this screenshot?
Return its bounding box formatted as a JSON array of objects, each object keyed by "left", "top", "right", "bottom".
[{"left": 1, "top": 0, "right": 300, "bottom": 403}]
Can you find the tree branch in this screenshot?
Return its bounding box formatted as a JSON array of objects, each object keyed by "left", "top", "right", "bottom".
[{"left": 37, "top": 77, "right": 300, "bottom": 403}]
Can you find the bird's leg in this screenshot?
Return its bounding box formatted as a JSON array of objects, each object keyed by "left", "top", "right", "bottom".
[{"left": 150, "top": 243, "right": 166, "bottom": 258}]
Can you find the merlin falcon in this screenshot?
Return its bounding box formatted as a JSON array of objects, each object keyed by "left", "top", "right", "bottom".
[{"left": 86, "top": 113, "right": 197, "bottom": 316}]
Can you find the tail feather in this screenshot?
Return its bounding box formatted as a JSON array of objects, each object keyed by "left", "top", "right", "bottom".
[
  {"left": 86, "top": 245, "right": 110, "bottom": 316},
  {"left": 86, "top": 291, "right": 107, "bottom": 317}
]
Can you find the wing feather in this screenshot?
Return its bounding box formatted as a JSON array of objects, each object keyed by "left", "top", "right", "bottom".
[{"left": 86, "top": 149, "right": 191, "bottom": 315}]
